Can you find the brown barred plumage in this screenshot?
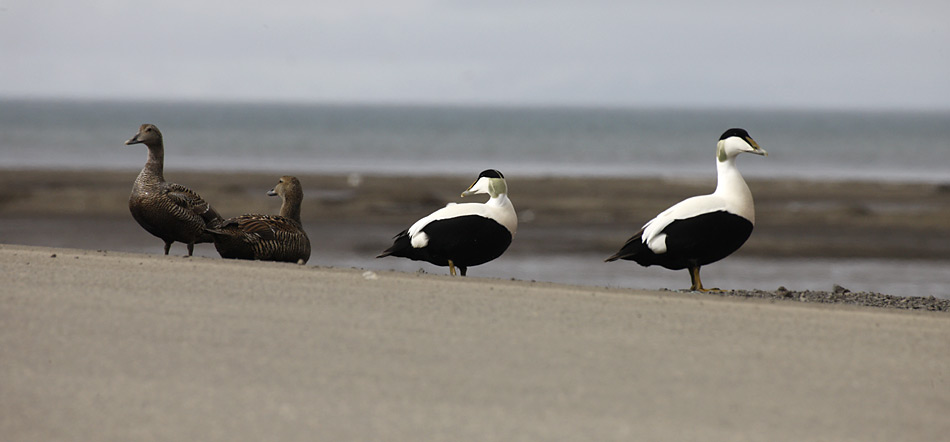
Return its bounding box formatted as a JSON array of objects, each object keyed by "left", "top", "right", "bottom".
[
  {"left": 125, "top": 124, "right": 223, "bottom": 256},
  {"left": 207, "top": 176, "right": 311, "bottom": 263}
]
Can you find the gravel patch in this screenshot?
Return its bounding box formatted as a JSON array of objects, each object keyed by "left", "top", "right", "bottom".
[{"left": 682, "top": 285, "right": 950, "bottom": 312}]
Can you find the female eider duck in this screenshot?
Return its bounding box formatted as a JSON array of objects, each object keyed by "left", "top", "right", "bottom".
[
  {"left": 125, "top": 123, "right": 223, "bottom": 256},
  {"left": 605, "top": 128, "right": 767, "bottom": 291},
  {"left": 377, "top": 169, "right": 517, "bottom": 276},
  {"left": 206, "top": 176, "right": 311, "bottom": 264}
]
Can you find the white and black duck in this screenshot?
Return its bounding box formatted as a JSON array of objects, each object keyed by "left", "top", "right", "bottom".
[
  {"left": 207, "top": 176, "right": 311, "bottom": 263},
  {"left": 605, "top": 128, "right": 767, "bottom": 291},
  {"left": 377, "top": 169, "right": 517, "bottom": 276},
  {"left": 125, "top": 124, "right": 223, "bottom": 256}
]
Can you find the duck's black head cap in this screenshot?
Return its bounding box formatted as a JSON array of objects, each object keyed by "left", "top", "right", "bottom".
[
  {"left": 478, "top": 169, "right": 505, "bottom": 179},
  {"left": 719, "top": 128, "right": 750, "bottom": 140}
]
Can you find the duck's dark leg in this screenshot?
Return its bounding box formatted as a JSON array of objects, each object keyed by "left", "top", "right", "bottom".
[
  {"left": 459, "top": 266, "right": 467, "bottom": 277},
  {"left": 688, "top": 265, "right": 720, "bottom": 292},
  {"left": 448, "top": 259, "right": 457, "bottom": 276},
  {"left": 688, "top": 265, "right": 701, "bottom": 291},
  {"left": 164, "top": 241, "right": 173, "bottom": 255}
]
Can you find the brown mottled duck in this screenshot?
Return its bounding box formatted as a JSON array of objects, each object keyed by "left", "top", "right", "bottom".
[
  {"left": 207, "top": 176, "right": 311, "bottom": 263},
  {"left": 125, "top": 123, "right": 223, "bottom": 256}
]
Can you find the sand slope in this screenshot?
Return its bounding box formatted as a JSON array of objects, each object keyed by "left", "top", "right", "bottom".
[{"left": 2, "top": 245, "right": 948, "bottom": 441}]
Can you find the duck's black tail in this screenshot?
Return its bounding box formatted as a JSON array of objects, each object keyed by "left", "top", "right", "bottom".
[
  {"left": 605, "top": 229, "right": 645, "bottom": 262},
  {"left": 377, "top": 230, "right": 411, "bottom": 258}
]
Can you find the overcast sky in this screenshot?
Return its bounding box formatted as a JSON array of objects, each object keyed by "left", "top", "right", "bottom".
[{"left": 2, "top": 0, "right": 948, "bottom": 109}]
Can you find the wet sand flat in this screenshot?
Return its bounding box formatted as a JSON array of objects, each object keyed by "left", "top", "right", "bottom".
[
  {"left": 2, "top": 168, "right": 950, "bottom": 260},
  {"left": 2, "top": 244, "right": 949, "bottom": 441}
]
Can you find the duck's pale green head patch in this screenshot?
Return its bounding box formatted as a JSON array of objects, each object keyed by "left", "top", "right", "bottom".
[{"left": 462, "top": 169, "right": 507, "bottom": 198}]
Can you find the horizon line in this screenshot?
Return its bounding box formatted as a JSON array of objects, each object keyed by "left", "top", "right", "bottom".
[{"left": 3, "top": 94, "right": 950, "bottom": 114}]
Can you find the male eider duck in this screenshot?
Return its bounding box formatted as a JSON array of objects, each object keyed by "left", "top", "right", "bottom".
[
  {"left": 207, "top": 176, "right": 311, "bottom": 263},
  {"left": 377, "top": 169, "right": 517, "bottom": 276},
  {"left": 125, "top": 124, "right": 223, "bottom": 256},
  {"left": 605, "top": 128, "right": 767, "bottom": 291}
]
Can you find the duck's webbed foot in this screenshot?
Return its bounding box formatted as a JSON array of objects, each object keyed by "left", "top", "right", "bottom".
[{"left": 688, "top": 265, "right": 721, "bottom": 292}]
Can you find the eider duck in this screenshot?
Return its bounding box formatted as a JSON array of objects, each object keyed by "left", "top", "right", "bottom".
[
  {"left": 125, "top": 124, "right": 223, "bottom": 256},
  {"left": 605, "top": 128, "right": 767, "bottom": 291},
  {"left": 206, "top": 176, "right": 311, "bottom": 263},
  {"left": 377, "top": 169, "right": 517, "bottom": 276}
]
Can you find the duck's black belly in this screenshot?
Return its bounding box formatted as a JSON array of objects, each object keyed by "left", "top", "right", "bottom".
[
  {"left": 397, "top": 215, "right": 513, "bottom": 268},
  {"left": 638, "top": 210, "right": 753, "bottom": 270}
]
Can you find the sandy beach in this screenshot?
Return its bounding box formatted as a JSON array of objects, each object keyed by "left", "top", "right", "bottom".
[{"left": 2, "top": 244, "right": 949, "bottom": 441}]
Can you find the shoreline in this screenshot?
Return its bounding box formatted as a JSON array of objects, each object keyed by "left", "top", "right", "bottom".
[
  {"left": 4, "top": 243, "right": 949, "bottom": 312},
  {"left": 5, "top": 162, "right": 950, "bottom": 187}
]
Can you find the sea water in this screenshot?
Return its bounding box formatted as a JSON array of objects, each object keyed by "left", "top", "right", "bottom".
[{"left": 2, "top": 99, "right": 949, "bottom": 182}]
